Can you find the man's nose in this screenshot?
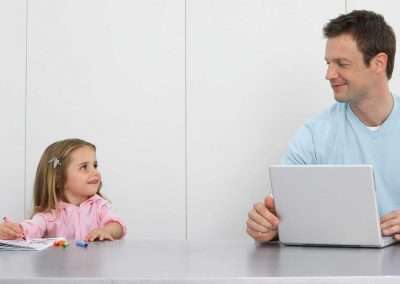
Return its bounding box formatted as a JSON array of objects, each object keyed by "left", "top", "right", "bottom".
[{"left": 325, "top": 64, "right": 338, "bottom": 81}]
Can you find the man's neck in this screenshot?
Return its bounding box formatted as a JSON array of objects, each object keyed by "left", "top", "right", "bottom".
[{"left": 350, "top": 87, "right": 393, "bottom": 127}]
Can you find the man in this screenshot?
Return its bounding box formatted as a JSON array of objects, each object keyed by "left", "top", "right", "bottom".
[{"left": 246, "top": 10, "right": 400, "bottom": 242}]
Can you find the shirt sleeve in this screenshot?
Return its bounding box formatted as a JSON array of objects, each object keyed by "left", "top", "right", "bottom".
[
  {"left": 19, "top": 213, "right": 47, "bottom": 239},
  {"left": 281, "top": 124, "right": 317, "bottom": 165},
  {"left": 99, "top": 202, "right": 127, "bottom": 238}
]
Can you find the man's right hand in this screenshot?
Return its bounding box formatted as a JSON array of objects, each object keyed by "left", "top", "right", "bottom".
[{"left": 246, "top": 195, "right": 279, "bottom": 242}]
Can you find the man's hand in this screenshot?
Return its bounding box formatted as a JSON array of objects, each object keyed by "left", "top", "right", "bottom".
[
  {"left": 246, "top": 195, "right": 279, "bottom": 242},
  {"left": 381, "top": 210, "right": 400, "bottom": 240}
]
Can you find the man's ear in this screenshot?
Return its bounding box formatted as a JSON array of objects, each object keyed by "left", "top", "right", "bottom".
[{"left": 371, "top": 52, "right": 388, "bottom": 76}]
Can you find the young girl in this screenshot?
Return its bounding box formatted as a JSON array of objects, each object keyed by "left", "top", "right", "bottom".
[{"left": 0, "top": 138, "right": 126, "bottom": 241}]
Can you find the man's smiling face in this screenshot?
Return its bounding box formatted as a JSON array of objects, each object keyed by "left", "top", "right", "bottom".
[{"left": 325, "top": 34, "right": 376, "bottom": 103}]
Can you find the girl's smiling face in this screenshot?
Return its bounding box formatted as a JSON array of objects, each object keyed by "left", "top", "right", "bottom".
[{"left": 63, "top": 146, "right": 101, "bottom": 205}]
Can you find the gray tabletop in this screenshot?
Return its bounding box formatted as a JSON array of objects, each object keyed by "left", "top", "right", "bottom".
[{"left": 1, "top": 240, "right": 400, "bottom": 283}]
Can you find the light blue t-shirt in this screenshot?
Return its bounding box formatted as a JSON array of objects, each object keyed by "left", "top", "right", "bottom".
[{"left": 282, "top": 95, "right": 400, "bottom": 216}]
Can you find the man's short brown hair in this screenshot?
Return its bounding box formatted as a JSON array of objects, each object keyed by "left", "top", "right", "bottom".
[{"left": 323, "top": 10, "right": 396, "bottom": 79}]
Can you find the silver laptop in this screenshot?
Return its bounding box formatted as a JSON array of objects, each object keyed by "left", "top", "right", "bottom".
[{"left": 269, "top": 165, "right": 396, "bottom": 248}]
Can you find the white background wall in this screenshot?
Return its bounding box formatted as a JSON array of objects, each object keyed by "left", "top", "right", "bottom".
[
  {"left": 25, "top": 0, "right": 186, "bottom": 240},
  {"left": 1, "top": 0, "right": 400, "bottom": 240},
  {"left": 0, "top": 0, "right": 26, "bottom": 221},
  {"left": 187, "top": 0, "right": 341, "bottom": 240}
]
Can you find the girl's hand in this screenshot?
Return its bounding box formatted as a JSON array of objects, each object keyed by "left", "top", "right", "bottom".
[
  {"left": 84, "top": 222, "right": 124, "bottom": 242},
  {"left": 84, "top": 228, "right": 114, "bottom": 242},
  {"left": 0, "top": 221, "right": 24, "bottom": 240}
]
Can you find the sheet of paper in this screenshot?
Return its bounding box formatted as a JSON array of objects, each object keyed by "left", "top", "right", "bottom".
[{"left": 0, "top": 238, "right": 60, "bottom": 251}]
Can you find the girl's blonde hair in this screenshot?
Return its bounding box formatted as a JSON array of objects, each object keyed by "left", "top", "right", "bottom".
[{"left": 33, "top": 138, "right": 102, "bottom": 214}]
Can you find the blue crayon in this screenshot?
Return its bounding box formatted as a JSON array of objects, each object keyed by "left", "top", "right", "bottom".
[{"left": 75, "top": 240, "right": 88, "bottom": 248}]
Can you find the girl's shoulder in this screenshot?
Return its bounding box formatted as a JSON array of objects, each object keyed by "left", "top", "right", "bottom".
[
  {"left": 31, "top": 208, "right": 58, "bottom": 222},
  {"left": 85, "top": 194, "right": 111, "bottom": 208}
]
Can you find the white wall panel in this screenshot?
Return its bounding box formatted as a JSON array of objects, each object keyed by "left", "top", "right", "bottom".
[
  {"left": 187, "top": 0, "right": 345, "bottom": 239},
  {"left": 347, "top": 1, "right": 400, "bottom": 96},
  {"left": 5, "top": 0, "right": 400, "bottom": 241},
  {"left": 0, "top": 0, "right": 26, "bottom": 220},
  {"left": 26, "top": 0, "right": 185, "bottom": 239}
]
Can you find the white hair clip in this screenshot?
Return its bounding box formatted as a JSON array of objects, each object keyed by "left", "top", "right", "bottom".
[{"left": 48, "top": 157, "right": 61, "bottom": 169}]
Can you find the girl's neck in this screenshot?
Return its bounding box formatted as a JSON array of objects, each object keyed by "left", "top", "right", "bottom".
[{"left": 63, "top": 193, "right": 90, "bottom": 206}]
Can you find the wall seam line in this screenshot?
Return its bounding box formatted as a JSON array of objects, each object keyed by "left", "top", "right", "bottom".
[
  {"left": 184, "top": 0, "right": 188, "bottom": 241},
  {"left": 23, "top": 0, "right": 29, "bottom": 218}
]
